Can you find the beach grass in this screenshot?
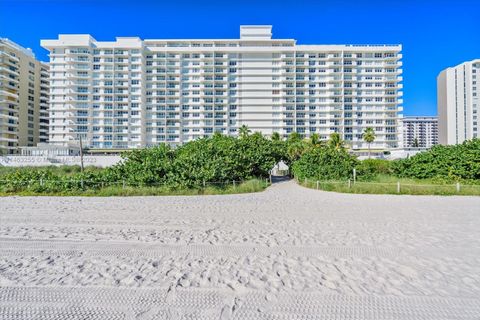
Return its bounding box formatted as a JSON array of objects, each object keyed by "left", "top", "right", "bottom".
[
  {"left": 299, "top": 175, "right": 480, "bottom": 196},
  {"left": 0, "top": 178, "right": 269, "bottom": 197}
]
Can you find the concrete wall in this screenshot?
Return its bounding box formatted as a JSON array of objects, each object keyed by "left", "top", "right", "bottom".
[{"left": 0, "top": 155, "right": 122, "bottom": 167}]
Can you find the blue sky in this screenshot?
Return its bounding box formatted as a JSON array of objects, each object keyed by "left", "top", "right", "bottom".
[{"left": 1, "top": 0, "right": 479, "bottom": 116}]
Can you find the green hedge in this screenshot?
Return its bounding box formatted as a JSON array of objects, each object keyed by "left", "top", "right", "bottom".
[
  {"left": 291, "top": 145, "right": 358, "bottom": 181},
  {"left": 2, "top": 135, "right": 479, "bottom": 194},
  {"left": 0, "top": 133, "right": 285, "bottom": 193},
  {"left": 392, "top": 139, "right": 480, "bottom": 182},
  {"left": 355, "top": 159, "right": 394, "bottom": 181},
  {"left": 108, "top": 133, "right": 283, "bottom": 188},
  {"left": 291, "top": 138, "right": 480, "bottom": 184}
]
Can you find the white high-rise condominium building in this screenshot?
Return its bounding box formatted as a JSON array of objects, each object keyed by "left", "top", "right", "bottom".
[
  {"left": 437, "top": 59, "right": 480, "bottom": 145},
  {"left": 402, "top": 116, "right": 438, "bottom": 149},
  {"left": 0, "top": 38, "right": 49, "bottom": 155},
  {"left": 41, "top": 25, "right": 403, "bottom": 150}
]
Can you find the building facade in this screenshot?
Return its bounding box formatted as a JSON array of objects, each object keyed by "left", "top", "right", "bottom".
[
  {"left": 0, "top": 38, "right": 49, "bottom": 155},
  {"left": 437, "top": 59, "right": 480, "bottom": 145},
  {"left": 41, "top": 25, "right": 403, "bottom": 150},
  {"left": 402, "top": 116, "right": 438, "bottom": 149}
]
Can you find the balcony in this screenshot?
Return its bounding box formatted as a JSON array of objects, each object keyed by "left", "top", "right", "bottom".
[
  {"left": 0, "top": 50, "right": 20, "bottom": 61},
  {"left": 0, "top": 66, "right": 18, "bottom": 76}
]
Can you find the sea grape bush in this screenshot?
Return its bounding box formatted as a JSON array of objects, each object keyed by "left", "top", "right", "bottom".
[
  {"left": 107, "top": 143, "right": 175, "bottom": 186},
  {"left": 355, "top": 159, "right": 394, "bottom": 181},
  {"left": 291, "top": 145, "right": 358, "bottom": 181},
  {"left": 392, "top": 139, "right": 480, "bottom": 182},
  {"left": 1, "top": 134, "right": 478, "bottom": 194},
  {"left": 111, "top": 133, "right": 284, "bottom": 188},
  {"left": 0, "top": 133, "right": 285, "bottom": 192},
  {"left": 289, "top": 137, "right": 480, "bottom": 183}
]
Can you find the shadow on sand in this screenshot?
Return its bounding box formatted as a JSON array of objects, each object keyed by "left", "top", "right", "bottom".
[{"left": 271, "top": 175, "right": 292, "bottom": 184}]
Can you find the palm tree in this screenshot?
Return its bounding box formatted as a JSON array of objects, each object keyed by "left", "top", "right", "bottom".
[
  {"left": 239, "top": 125, "right": 251, "bottom": 138},
  {"left": 362, "top": 127, "right": 376, "bottom": 158},
  {"left": 328, "top": 132, "right": 344, "bottom": 150},
  {"left": 287, "top": 141, "right": 306, "bottom": 162},
  {"left": 309, "top": 133, "right": 320, "bottom": 146},
  {"left": 271, "top": 132, "right": 281, "bottom": 141},
  {"left": 287, "top": 132, "right": 302, "bottom": 143}
]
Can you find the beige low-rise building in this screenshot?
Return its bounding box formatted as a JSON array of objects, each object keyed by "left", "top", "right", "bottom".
[{"left": 0, "top": 38, "right": 49, "bottom": 155}]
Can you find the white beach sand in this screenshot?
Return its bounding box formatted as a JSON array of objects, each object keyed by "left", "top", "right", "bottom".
[{"left": 0, "top": 179, "right": 479, "bottom": 319}]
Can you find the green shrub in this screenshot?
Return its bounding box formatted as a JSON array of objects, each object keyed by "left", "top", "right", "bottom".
[
  {"left": 1, "top": 169, "right": 56, "bottom": 192},
  {"left": 393, "top": 139, "right": 480, "bottom": 182},
  {"left": 0, "top": 133, "right": 284, "bottom": 194},
  {"left": 107, "top": 143, "right": 174, "bottom": 186},
  {"left": 2, "top": 136, "right": 479, "bottom": 196},
  {"left": 291, "top": 145, "right": 358, "bottom": 181},
  {"left": 108, "top": 133, "right": 282, "bottom": 189},
  {"left": 356, "top": 159, "right": 393, "bottom": 181},
  {"left": 0, "top": 167, "right": 109, "bottom": 193},
  {"left": 168, "top": 135, "right": 239, "bottom": 188}
]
